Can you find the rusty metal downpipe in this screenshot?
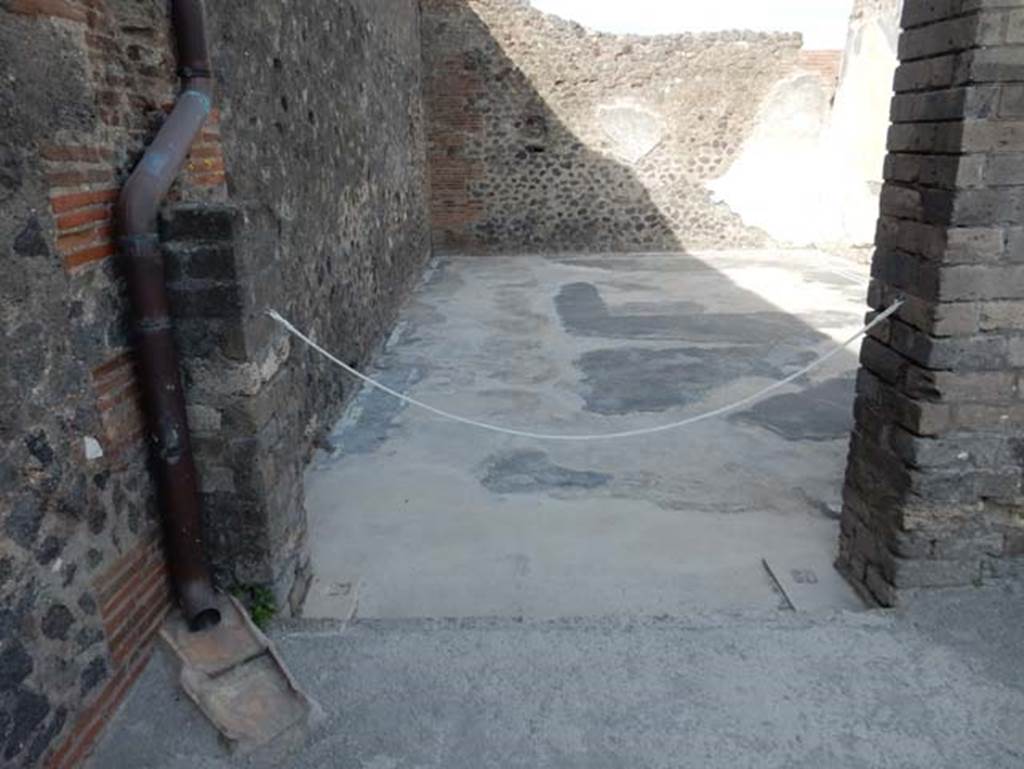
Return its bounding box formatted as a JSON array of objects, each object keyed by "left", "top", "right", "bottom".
[{"left": 117, "top": 0, "right": 220, "bottom": 631}]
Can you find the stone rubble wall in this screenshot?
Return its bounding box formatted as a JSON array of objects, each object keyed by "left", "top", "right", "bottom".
[
  {"left": 0, "top": 1, "right": 226, "bottom": 766},
  {"left": 422, "top": 0, "right": 808, "bottom": 254},
  {"left": 0, "top": 0, "right": 429, "bottom": 766}
]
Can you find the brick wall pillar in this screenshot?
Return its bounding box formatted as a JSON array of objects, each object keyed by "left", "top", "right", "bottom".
[{"left": 839, "top": 0, "right": 1024, "bottom": 605}]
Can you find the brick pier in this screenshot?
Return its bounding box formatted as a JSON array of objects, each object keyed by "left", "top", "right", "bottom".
[{"left": 840, "top": 0, "right": 1024, "bottom": 604}]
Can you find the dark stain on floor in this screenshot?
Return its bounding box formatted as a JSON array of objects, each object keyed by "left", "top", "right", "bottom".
[
  {"left": 577, "top": 346, "right": 783, "bottom": 415},
  {"left": 731, "top": 376, "right": 856, "bottom": 441},
  {"left": 555, "top": 282, "right": 834, "bottom": 344},
  {"left": 327, "top": 363, "right": 425, "bottom": 455},
  {"left": 480, "top": 450, "right": 612, "bottom": 494}
]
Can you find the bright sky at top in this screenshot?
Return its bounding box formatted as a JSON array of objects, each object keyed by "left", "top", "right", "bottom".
[{"left": 529, "top": 0, "right": 855, "bottom": 50}]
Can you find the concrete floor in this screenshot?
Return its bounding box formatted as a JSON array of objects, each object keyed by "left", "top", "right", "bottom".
[
  {"left": 89, "top": 251, "right": 1024, "bottom": 769},
  {"left": 304, "top": 250, "right": 871, "bottom": 619},
  {"left": 89, "top": 586, "right": 1024, "bottom": 769}
]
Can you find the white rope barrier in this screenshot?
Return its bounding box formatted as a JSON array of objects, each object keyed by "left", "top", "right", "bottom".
[{"left": 266, "top": 300, "right": 903, "bottom": 443}]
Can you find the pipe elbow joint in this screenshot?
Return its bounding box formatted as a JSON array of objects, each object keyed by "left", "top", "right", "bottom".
[{"left": 117, "top": 184, "right": 160, "bottom": 239}]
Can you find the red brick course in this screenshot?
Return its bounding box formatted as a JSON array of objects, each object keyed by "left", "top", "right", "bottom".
[
  {"left": 798, "top": 49, "right": 844, "bottom": 87},
  {"left": 425, "top": 54, "right": 486, "bottom": 251},
  {"left": 44, "top": 536, "right": 171, "bottom": 769},
  {"left": 7, "top": 0, "right": 88, "bottom": 23}
]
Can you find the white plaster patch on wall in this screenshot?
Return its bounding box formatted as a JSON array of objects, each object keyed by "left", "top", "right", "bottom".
[
  {"left": 84, "top": 436, "right": 104, "bottom": 461},
  {"left": 187, "top": 333, "right": 292, "bottom": 398},
  {"left": 829, "top": 0, "right": 903, "bottom": 192},
  {"left": 709, "top": 0, "right": 901, "bottom": 247},
  {"left": 708, "top": 72, "right": 840, "bottom": 245},
  {"left": 595, "top": 101, "right": 665, "bottom": 165}
]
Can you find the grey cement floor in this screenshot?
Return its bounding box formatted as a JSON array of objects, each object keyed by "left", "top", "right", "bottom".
[
  {"left": 89, "top": 252, "right": 1024, "bottom": 769},
  {"left": 89, "top": 586, "right": 1024, "bottom": 769},
  {"left": 303, "top": 250, "right": 871, "bottom": 619}
]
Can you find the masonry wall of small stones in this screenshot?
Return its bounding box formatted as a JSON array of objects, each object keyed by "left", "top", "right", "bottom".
[
  {"left": 839, "top": 0, "right": 1024, "bottom": 605},
  {"left": 0, "top": 1, "right": 226, "bottom": 767},
  {"left": 0, "top": 0, "right": 429, "bottom": 766},
  {"left": 422, "top": 0, "right": 804, "bottom": 255}
]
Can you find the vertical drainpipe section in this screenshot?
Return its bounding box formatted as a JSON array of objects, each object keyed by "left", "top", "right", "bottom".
[{"left": 117, "top": 0, "right": 220, "bottom": 631}]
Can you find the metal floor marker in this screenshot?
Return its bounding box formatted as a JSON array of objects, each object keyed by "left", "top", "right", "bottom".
[
  {"left": 762, "top": 556, "right": 866, "bottom": 612},
  {"left": 302, "top": 576, "right": 360, "bottom": 621},
  {"left": 161, "top": 595, "right": 320, "bottom": 754}
]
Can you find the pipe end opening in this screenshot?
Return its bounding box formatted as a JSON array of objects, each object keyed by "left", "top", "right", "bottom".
[{"left": 188, "top": 607, "right": 222, "bottom": 632}]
